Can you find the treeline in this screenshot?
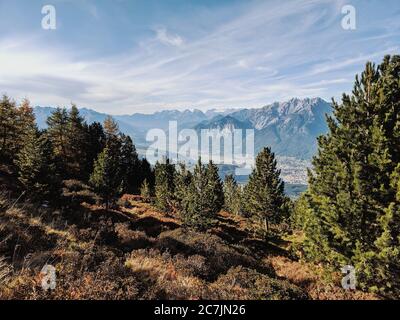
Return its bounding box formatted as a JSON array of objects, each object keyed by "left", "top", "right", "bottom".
[
  {"left": 0, "top": 96, "right": 289, "bottom": 236},
  {"left": 0, "top": 99, "right": 153, "bottom": 204},
  {"left": 293, "top": 55, "right": 400, "bottom": 298},
  {"left": 152, "top": 147, "right": 290, "bottom": 235}
]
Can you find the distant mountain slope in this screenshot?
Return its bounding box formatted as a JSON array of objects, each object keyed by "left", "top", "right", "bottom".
[
  {"left": 193, "top": 98, "right": 332, "bottom": 159},
  {"left": 34, "top": 97, "right": 332, "bottom": 160},
  {"left": 195, "top": 115, "right": 253, "bottom": 131}
]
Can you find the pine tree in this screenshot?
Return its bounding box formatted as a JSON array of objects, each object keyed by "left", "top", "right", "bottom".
[
  {"left": 140, "top": 179, "right": 152, "bottom": 203},
  {"left": 180, "top": 158, "right": 221, "bottom": 230},
  {"left": 119, "top": 134, "right": 140, "bottom": 194},
  {"left": 15, "top": 128, "right": 60, "bottom": 202},
  {"left": 66, "top": 105, "right": 89, "bottom": 179},
  {"left": 243, "top": 147, "right": 288, "bottom": 237},
  {"left": 174, "top": 163, "right": 192, "bottom": 211},
  {"left": 0, "top": 95, "right": 19, "bottom": 163},
  {"left": 89, "top": 147, "right": 122, "bottom": 211},
  {"left": 16, "top": 99, "right": 36, "bottom": 146},
  {"left": 300, "top": 55, "right": 400, "bottom": 295},
  {"left": 206, "top": 160, "right": 224, "bottom": 213},
  {"left": 140, "top": 158, "right": 155, "bottom": 190},
  {"left": 46, "top": 107, "right": 69, "bottom": 175},
  {"left": 154, "top": 158, "right": 176, "bottom": 212},
  {"left": 85, "top": 122, "right": 106, "bottom": 177},
  {"left": 223, "top": 174, "right": 242, "bottom": 216}
]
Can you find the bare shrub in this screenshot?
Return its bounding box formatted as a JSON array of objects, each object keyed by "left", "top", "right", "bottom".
[{"left": 209, "top": 266, "right": 308, "bottom": 300}]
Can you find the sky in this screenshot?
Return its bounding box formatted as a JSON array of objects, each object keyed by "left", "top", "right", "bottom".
[{"left": 0, "top": 0, "right": 399, "bottom": 114}]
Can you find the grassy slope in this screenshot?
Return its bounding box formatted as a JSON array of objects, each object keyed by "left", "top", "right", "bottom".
[{"left": 0, "top": 176, "right": 378, "bottom": 300}]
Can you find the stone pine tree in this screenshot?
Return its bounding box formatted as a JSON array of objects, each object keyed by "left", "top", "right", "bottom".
[
  {"left": 180, "top": 158, "right": 222, "bottom": 230},
  {"left": 85, "top": 122, "right": 105, "bottom": 177},
  {"left": 174, "top": 163, "right": 192, "bottom": 212},
  {"left": 46, "top": 107, "right": 69, "bottom": 174},
  {"left": 89, "top": 147, "right": 122, "bottom": 211},
  {"left": 154, "top": 158, "right": 176, "bottom": 212},
  {"left": 66, "top": 105, "right": 89, "bottom": 179},
  {"left": 16, "top": 99, "right": 36, "bottom": 151},
  {"left": 119, "top": 134, "right": 140, "bottom": 194},
  {"left": 243, "top": 147, "right": 288, "bottom": 237},
  {"left": 15, "top": 128, "right": 60, "bottom": 202},
  {"left": 223, "top": 174, "right": 242, "bottom": 216},
  {"left": 0, "top": 95, "right": 19, "bottom": 163},
  {"left": 300, "top": 55, "right": 400, "bottom": 296},
  {"left": 206, "top": 160, "right": 224, "bottom": 213}
]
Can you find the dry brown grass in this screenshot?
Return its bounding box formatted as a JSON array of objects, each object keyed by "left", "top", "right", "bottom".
[
  {"left": 0, "top": 189, "right": 384, "bottom": 300},
  {"left": 268, "top": 255, "right": 379, "bottom": 300}
]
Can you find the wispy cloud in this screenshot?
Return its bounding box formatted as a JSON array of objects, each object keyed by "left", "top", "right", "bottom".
[
  {"left": 155, "top": 27, "right": 184, "bottom": 47},
  {"left": 0, "top": 0, "right": 399, "bottom": 114}
]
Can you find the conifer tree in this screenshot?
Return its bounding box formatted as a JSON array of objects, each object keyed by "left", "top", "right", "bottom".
[
  {"left": 85, "top": 122, "right": 106, "bottom": 177},
  {"left": 154, "top": 158, "right": 176, "bottom": 211},
  {"left": 140, "top": 158, "right": 155, "bottom": 190},
  {"left": 174, "top": 163, "right": 192, "bottom": 211},
  {"left": 180, "top": 158, "right": 221, "bottom": 230},
  {"left": 16, "top": 99, "right": 36, "bottom": 146},
  {"left": 300, "top": 55, "right": 400, "bottom": 296},
  {"left": 66, "top": 105, "right": 89, "bottom": 179},
  {"left": 46, "top": 107, "right": 69, "bottom": 175},
  {"left": 89, "top": 147, "right": 122, "bottom": 211},
  {"left": 0, "top": 95, "right": 19, "bottom": 163},
  {"left": 206, "top": 160, "right": 224, "bottom": 213},
  {"left": 15, "top": 128, "right": 60, "bottom": 202},
  {"left": 119, "top": 134, "right": 140, "bottom": 194},
  {"left": 243, "top": 147, "right": 288, "bottom": 237},
  {"left": 223, "top": 174, "right": 242, "bottom": 216}
]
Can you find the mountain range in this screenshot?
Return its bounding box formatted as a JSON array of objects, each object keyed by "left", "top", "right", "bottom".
[{"left": 34, "top": 97, "right": 332, "bottom": 160}]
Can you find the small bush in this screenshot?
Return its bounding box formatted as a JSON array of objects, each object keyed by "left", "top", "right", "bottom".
[
  {"left": 156, "top": 228, "right": 274, "bottom": 280},
  {"left": 125, "top": 249, "right": 207, "bottom": 299},
  {"left": 209, "top": 266, "right": 308, "bottom": 300},
  {"left": 114, "top": 223, "right": 153, "bottom": 250}
]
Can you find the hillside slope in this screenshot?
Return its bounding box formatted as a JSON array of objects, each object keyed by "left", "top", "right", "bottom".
[{"left": 0, "top": 177, "right": 376, "bottom": 300}]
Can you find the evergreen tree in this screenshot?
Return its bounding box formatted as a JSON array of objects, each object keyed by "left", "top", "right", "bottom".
[
  {"left": 243, "top": 147, "right": 288, "bottom": 237},
  {"left": 154, "top": 158, "right": 176, "bottom": 212},
  {"left": 300, "top": 55, "right": 400, "bottom": 296},
  {"left": 15, "top": 128, "right": 60, "bottom": 202},
  {"left": 180, "top": 158, "right": 221, "bottom": 230},
  {"left": 174, "top": 163, "right": 192, "bottom": 211},
  {"left": 140, "top": 179, "right": 152, "bottom": 203},
  {"left": 89, "top": 147, "right": 122, "bottom": 211},
  {"left": 46, "top": 107, "right": 69, "bottom": 175},
  {"left": 140, "top": 158, "right": 155, "bottom": 190},
  {"left": 85, "top": 122, "right": 106, "bottom": 177},
  {"left": 206, "top": 160, "right": 224, "bottom": 213},
  {"left": 119, "top": 134, "right": 140, "bottom": 194},
  {"left": 16, "top": 99, "right": 36, "bottom": 147},
  {"left": 223, "top": 174, "right": 242, "bottom": 216},
  {"left": 0, "top": 95, "right": 19, "bottom": 163},
  {"left": 66, "top": 105, "right": 89, "bottom": 179}
]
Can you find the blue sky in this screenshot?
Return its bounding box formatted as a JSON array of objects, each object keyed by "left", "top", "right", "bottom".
[{"left": 0, "top": 0, "right": 399, "bottom": 114}]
